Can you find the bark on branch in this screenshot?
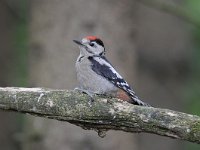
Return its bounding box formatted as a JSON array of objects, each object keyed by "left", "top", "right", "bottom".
[{"left": 0, "top": 87, "right": 200, "bottom": 144}]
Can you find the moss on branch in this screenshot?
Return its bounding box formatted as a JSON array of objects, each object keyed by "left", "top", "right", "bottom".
[{"left": 0, "top": 87, "right": 200, "bottom": 144}]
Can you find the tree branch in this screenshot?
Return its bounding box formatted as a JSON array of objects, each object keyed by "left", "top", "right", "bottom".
[{"left": 0, "top": 87, "right": 200, "bottom": 144}]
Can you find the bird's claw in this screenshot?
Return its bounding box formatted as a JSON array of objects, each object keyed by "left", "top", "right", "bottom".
[{"left": 74, "top": 87, "right": 95, "bottom": 105}]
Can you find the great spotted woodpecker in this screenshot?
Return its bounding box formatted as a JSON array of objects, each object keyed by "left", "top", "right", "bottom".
[{"left": 73, "top": 36, "right": 150, "bottom": 106}]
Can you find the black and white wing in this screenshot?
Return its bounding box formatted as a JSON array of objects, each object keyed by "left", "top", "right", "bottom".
[{"left": 88, "top": 56, "right": 149, "bottom": 106}]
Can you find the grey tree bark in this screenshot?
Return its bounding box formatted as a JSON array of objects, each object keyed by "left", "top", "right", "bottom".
[{"left": 0, "top": 87, "right": 200, "bottom": 144}]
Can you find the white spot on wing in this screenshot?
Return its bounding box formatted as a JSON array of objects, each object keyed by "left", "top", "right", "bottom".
[{"left": 120, "top": 82, "right": 129, "bottom": 86}]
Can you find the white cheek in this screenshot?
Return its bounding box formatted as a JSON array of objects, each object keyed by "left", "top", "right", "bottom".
[{"left": 96, "top": 46, "right": 103, "bottom": 53}]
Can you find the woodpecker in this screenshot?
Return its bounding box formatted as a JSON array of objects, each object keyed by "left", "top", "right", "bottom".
[{"left": 73, "top": 36, "right": 150, "bottom": 106}]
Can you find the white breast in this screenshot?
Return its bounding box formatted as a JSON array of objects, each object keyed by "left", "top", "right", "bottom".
[{"left": 75, "top": 56, "right": 117, "bottom": 94}]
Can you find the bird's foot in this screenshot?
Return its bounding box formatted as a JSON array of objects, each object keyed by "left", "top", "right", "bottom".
[{"left": 74, "top": 87, "right": 95, "bottom": 104}]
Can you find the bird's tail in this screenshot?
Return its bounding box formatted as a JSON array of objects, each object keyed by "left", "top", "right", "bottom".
[
  {"left": 127, "top": 89, "right": 151, "bottom": 106},
  {"left": 130, "top": 96, "right": 151, "bottom": 107}
]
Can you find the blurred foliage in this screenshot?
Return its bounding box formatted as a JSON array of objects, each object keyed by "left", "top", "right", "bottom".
[
  {"left": 13, "top": 21, "right": 28, "bottom": 86},
  {"left": 184, "top": 0, "right": 200, "bottom": 116},
  {"left": 11, "top": 1, "right": 29, "bottom": 149},
  {"left": 12, "top": 0, "right": 28, "bottom": 86},
  {"left": 184, "top": 0, "right": 200, "bottom": 149},
  {"left": 184, "top": 0, "right": 200, "bottom": 18}
]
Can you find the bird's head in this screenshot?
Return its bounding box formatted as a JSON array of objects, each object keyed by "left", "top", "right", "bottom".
[{"left": 73, "top": 36, "right": 105, "bottom": 56}]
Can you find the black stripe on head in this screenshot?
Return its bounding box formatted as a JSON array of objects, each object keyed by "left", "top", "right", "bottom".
[{"left": 92, "top": 39, "right": 104, "bottom": 47}]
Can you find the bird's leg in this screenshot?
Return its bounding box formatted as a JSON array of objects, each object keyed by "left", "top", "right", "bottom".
[{"left": 74, "top": 87, "right": 95, "bottom": 103}]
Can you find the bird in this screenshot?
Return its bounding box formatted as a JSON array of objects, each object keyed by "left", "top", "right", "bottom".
[{"left": 73, "top": 36, "right": 150, "bottom": 106}]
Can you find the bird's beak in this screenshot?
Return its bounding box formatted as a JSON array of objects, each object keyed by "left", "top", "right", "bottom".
[{"left": 73, "top": 40, "right": 84, "bottom": 46}]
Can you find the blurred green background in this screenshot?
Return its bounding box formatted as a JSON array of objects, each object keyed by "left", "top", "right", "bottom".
[{"left": 0, "top": 0, "right": 199, "bottom": 150}]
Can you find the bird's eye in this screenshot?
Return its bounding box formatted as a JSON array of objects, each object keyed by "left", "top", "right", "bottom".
[{"left": 89, "top": 43, "right": 95, "bottom": 47}]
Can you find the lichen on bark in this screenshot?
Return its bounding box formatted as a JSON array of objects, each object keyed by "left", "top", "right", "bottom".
[{"left": 0, "top": 87, "right": 200, "bottom": 144}]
